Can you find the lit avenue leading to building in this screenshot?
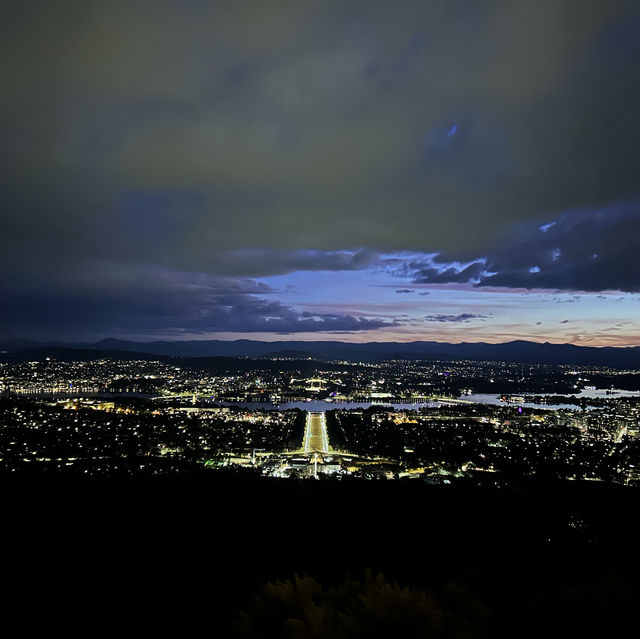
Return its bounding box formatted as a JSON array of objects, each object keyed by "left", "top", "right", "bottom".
[{"left": 303, "top": 412, "right": 330, "bottom": 454}]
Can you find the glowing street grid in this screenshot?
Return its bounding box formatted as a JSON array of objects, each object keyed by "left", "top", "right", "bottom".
[{"left": 303, "top": 412, "right": 330, "bottom": 454}]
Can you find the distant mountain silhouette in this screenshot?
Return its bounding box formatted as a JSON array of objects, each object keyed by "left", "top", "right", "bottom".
[{"left": 2, "top": 338, "right": 640, "bottom": 368}]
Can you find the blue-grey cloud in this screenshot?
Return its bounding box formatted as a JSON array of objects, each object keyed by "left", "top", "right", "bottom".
[
  {"left": 399, "top": 258, "right": 487, "bottom": 286},
  {"left": 423, "top": 313, "right": 488, "bottom": 323},
  {"left": 0, "top": 263, "right": 390, "bottom": 340},
  {"left": 398, "top": 203, "right": 640, "bottom": 292}
]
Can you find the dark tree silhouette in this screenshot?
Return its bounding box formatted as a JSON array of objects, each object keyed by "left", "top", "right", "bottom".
[{"left": 231, "top": 571, "right": 488, "bottom": 638}]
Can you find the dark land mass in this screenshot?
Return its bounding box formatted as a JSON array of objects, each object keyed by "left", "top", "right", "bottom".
[
  {"left": 3, "top": 471, "right": 639, "bottom": 637},
  {"left": 0, "top": 347, "right": 352, "bottom": 374},
  {"left": 5, "top": 347, "right": 640, "bottom": 398},
  {"left": 257, "top": 348, "right": 317, "bottom": 359},
  {"left": 3, "top": 338, "right": 640, "bottom": 368}
]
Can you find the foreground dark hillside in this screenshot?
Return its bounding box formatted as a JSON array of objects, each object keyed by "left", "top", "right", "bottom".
[{"left": 3, "top": 473, "right": 640, "bottom": 637}]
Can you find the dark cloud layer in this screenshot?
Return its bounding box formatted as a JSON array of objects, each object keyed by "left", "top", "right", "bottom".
[
  {"left": 402, "top": 203, "right": 640, "bottom": 292},
  {"left": 1, "top": 1, "right": 639, "bottom": 336},
  {"left": 0, "top": 265, "right": 389, "bottom": 339},
  {"left": 423, "top": 313, "right": 489, "bottom": 323}
]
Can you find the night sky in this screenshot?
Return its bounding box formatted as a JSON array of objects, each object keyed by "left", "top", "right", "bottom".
[{"left": 2, "top": 1, "right": 640, "bottom": 345}]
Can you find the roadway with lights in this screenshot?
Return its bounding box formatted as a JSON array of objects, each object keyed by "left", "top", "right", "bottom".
[{"left": 303, "top": 411, "right": 330, "bottom": 453}]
